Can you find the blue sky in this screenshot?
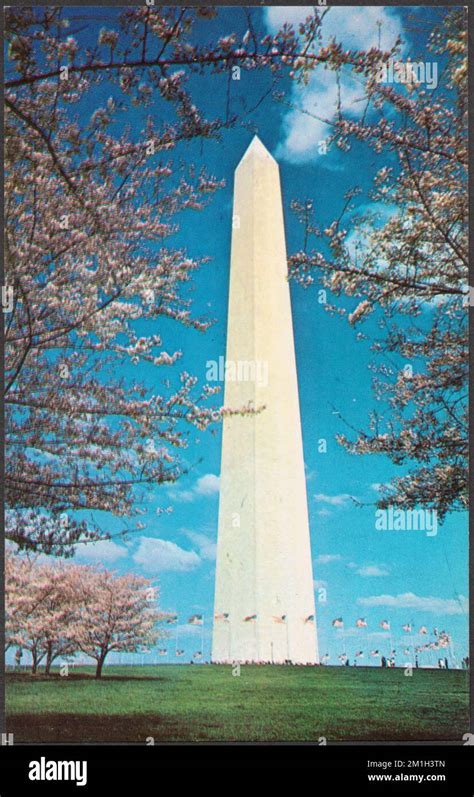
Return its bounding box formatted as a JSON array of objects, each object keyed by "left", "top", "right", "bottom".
[{"left": 8, "top": 6, "right": 468, "bottom": 666}]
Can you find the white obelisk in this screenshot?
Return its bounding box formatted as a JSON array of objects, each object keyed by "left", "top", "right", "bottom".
[{"left": 212, "top": 137, "right": 318, "bottom": 664}]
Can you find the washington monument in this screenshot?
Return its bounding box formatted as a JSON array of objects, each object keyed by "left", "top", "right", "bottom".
[{"left": 212, "top": 137, "right": 318, "bottom": 664}]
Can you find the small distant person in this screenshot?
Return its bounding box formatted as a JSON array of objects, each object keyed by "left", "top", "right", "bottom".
[
  {"left": 415, "top": 656, "right": 419, "bottom": 668},
  {"left": 444, "top": 657, "right": 449, "bottom": 669},
  {"left": 15, "top": 647, "right": 22, "bottom": 672},
  {"left": 345, "top": 658, "right": 350, "bottom": 666},
  {"left": 381, "top": 656, "right": 386, "bottom": 668},
  {"left": 438, "top": 658, "right": 443, "bottom": 668}
]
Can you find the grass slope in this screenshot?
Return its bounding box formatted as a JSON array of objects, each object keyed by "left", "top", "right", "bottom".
[{"left": 6, "top": 664, "right": 469, "bottom": 743}]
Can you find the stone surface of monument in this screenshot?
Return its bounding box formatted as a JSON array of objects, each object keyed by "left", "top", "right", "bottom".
[{"left": 212, "top": 136, "right": 318, "bottom": 664}]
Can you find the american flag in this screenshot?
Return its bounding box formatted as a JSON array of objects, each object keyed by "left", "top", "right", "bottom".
[
  {"left": 158, "top": 649, "right": 167, "bottom": 656},
  {"left": 370, "top": 650, "right": 380, "bottom": 657},
  {"left": 380, "top": 620, "right": 390, "bottom": 630},
  {"left": 176, "top": 649, "right": 185, "bottom": 657},
  {"left": 214, "top": 612, "right": 229, "bottom": 621},
  {"left": 272, "top": 615, "right": 286, "bottom": 624},
  {"left": 188, "top": 614, "right": 203, "bottom": 625},
  {"left": 193, "top": 651, "right": 202, "bottom": 658},
  {"left": 165, "top": 613, "right": 178, "bottom": 624},
  {"left": 332, "top": 618, "right": 344, "bottom": 628},
  {"left": 304, "top": 614, "right": 315, "bottom": 624},
  {"left": 419, "top": 626, "right": 428, "bottom": 635},
  {"left": 402, "top": 624, "right": 412, "bottom": 632},
  {"left": 355, "top": 650, "right": 364, "bottom": 658},
  {"left": 244, "top": 614, "right": 257, "bottom": 622},
  {"left": 356, "top": 618, "right": 367, "bottom": 628}
]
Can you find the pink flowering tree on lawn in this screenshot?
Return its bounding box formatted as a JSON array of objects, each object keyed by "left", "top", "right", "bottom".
[
  {"left": 72, "top": 568, "right": 163, "bottom": 678},
  {"left": 5, "top": 550, "right": 35, "bottom": 654},
  {"left": 6, "top": 548, "right": 164, "bottom": 677},
  {"left": 6, "top": 550, "right": 81, "bottom": 673}
]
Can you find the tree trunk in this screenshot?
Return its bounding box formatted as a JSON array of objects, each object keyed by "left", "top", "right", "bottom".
[
  {"left": 95, "top": 654, "right": 106, "bottom": 679},
  {"left": 45, "top": 643, "right": 53, "bottom": 676},
  {"left": 31, "top": 652, "right": 38, "bottom": 675}
]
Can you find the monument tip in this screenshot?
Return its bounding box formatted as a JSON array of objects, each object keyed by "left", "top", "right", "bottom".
[{"left": 237, "top": 135, "right": 276, "bottom": 168}]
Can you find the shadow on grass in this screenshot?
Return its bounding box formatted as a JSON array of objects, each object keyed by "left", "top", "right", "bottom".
[
  {"left": 7, "top": 713, "right": 221, "bottom": 743},
  {"left": 7, "top": 673, "right": 169, "bottom": 683},
  {"left": 7, "top": 711, "right": 465, "bottom": 743}
]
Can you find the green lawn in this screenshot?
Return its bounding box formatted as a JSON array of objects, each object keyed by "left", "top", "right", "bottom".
[{"left": 5, "top": 664, "right": 469, "bottom": 743}]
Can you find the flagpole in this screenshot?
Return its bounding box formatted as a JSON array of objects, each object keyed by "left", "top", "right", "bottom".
[
  {"left": 286, "top": 616, "right": 290, "bottom": 663},
  {"left": 449, "top": 636, "right": 455, "bottom": 668},
  {"left": 201, "top": 616, "right": 204, "bottom": 663}
]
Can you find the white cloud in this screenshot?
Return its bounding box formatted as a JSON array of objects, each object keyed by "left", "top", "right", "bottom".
[
  {"left": 314, "top": 493, "right": 353, "bottom": 506},
  {"left": 266, "top": 6, "right": 402, "bottom": 51},
  {"left": 133, "top": 537, "right": 200, "bottom": 573},
  {"left": 168, "top": 473, "right": 220, "bottom": 503},
  {"left": 175, "top": 623, "right": 200, "bottom": 637},
  {"left": 184, "top": 529, "right": 217, "bottom": 561},
  {"left": 166, "top": 488, "right": 195, "bottom": 503},
  {"left": 343, "top": 627, "right": 392, "bottom": 639},
  {"left": 356, "top": 565, "right": 390, "bottom": 577},
  {"left": 276, "top": 72, "right": 362, "bottom": 163},
  {"left": 194, "top": 474, "right": 220, "bottom": 496},
  {"left": 357, "top": 593, "right": 468, "bottom": 615},
  {"left": 264, "top": 6, "right": 404, "bottom": 163},
  {"left": 315, "top": 554, "right": 342, "bottom": 565},
  {"left": 74, "top": 539, "right": 128, "bottom": 564}
]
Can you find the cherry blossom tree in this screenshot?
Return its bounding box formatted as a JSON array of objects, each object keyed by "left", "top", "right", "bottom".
[
  {"left": 6, "top": 551, "right": 79, "bottom": 673},
  {"left": 287, "top": 9, "right": 467, "bottom": 519},
  {"left": 5, "top": 6, "right": 355, "bottom": 554},
  {"left": 5, "top": 548, "right": 163, "bottom": 676},
  {"left": 71, "top": 567, "right": 163, "bottom": 678},
  {"left": 5, "top": 549, "right": 34, "bottom": 653},
  {"left": 6, "top": 4, "right": 458, "bottom": 550}
]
